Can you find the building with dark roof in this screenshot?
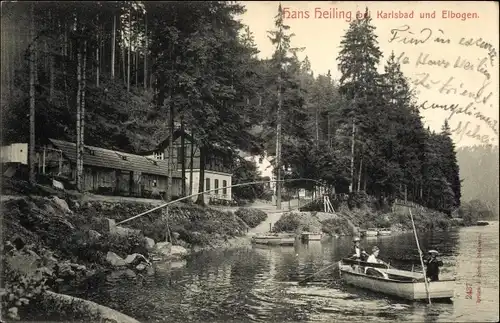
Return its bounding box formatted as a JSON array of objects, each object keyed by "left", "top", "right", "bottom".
[
  {"left": 141, "top": 127, "right": 234, "bottom": 204},
  {"left": 44, "top": 139, "right": 183, "bottom": 198}
]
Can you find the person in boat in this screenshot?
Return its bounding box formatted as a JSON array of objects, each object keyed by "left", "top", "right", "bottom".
[
  {"left": 424, "top": 250, "right": 443, "bottom": 282},
  {"left": 350, "top": 237, "right": 369, "bottom": 261},
  {"left": 365, "top": 246, "right": 389, "bottom": 278}
]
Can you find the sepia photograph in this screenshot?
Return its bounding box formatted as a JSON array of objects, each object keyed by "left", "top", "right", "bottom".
[{"left": 0, "top": 1, "right": 498, "bottom": 322}]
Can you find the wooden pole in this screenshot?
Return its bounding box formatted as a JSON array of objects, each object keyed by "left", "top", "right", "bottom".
[
  {"left": 409, "top": 209, "right": 432, "bottom": 305},
  {"left": 42, "top": 146, "right": 46, "bottom": 174}
]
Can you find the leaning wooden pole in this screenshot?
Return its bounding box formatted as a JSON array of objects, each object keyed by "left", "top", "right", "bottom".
[
  {"left": 409, "top": 209, "right": 432, "bottom": 305},
  {"left": 117, "top": 178, "right": 323, "bottom": 225}
]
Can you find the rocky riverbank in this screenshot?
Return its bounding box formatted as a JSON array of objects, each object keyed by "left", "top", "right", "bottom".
[
  {"left": 273, "top": 205, "right": 457, "bottom": 237},
  {"left": 1, "top": 193, "right": 267, "bottom": 321}
]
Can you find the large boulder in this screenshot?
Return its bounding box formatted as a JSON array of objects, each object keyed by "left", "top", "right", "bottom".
[
  {"left": 51, "top": 196, "right": 73, "bottom": 214},
  {"left": 106, "top": 251, "right": 127, "bottom": 267},
  {"left": 170, "top": 245, "right": 189, "bottom": 258},
  {"left": 154, "top": 242, "right": 172, "bottom": 256},
  {"left": 144, "top": 237, "right": 155, "bottom": 251}
]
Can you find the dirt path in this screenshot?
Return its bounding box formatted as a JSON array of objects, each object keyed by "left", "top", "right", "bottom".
[{"left": 245, "top": 199, "right": 300, "bottom": 235}]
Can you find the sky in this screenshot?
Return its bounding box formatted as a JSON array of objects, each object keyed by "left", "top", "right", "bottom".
[{"left": 238, "top": 1, "right": 499, "bottom": 148}]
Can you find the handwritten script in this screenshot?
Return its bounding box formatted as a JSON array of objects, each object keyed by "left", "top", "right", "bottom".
[{"left": 389, "top": 25, "right": 498, "bottom": 145}]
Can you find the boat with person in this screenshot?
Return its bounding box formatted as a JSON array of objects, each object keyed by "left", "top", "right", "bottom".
[
  {"left": 251, "top": 233, "right": 296, "bottom": 246},
  {"left": 338, "top": 258, "right": 455, "bottom": 301}
]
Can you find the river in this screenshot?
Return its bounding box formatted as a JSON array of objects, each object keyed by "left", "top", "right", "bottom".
[{"left": 68, "top": 222, "right": 499, "bottom": 323}]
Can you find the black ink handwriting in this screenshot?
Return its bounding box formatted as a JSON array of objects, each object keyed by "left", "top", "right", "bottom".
[
  {"left": 411, "top": 74, "right": 493, "bottom": 106},
  {"left": 415, "top": 52, "right": 450, "bottom": 68},
  {"left": 450, "top": 121, "right": 496, "bottom": 145},
  {"left": 389, "top": 25, "right": 432, "bottom": 45},
  {"left": 459, "top": 37, "right": 497, "bottom": 66}
]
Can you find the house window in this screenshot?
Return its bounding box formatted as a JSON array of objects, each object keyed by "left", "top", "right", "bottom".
[
  {"left": 153, "top": 152, "right": 164, "bottom": 160},
  {"left": 205, "top": 178, "right": 210, "bottom": 191},
  {"left": 214, "top": 179, "right": 219, "bottom": 194},
  {"left": 222, "top": 180, "right": 227, "bottom": 195}
]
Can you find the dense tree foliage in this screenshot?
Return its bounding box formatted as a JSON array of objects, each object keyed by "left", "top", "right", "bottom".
[{"left": 1, "top": 3, "right": 470, "bottom": 214}]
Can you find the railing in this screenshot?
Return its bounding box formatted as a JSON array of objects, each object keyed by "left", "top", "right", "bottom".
[{"left": 117, "top": 178, "right": 324, "bottom": 225}]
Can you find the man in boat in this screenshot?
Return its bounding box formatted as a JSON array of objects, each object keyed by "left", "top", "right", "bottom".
[
  {"left": 350, "top": 237, "right": 369, "bottom": 261},
  {"left": 424, "top": 250, "right": 443, "bottom": 282},
  {"left": 365, "top": 246, "right": 389, "bottom": 278}
]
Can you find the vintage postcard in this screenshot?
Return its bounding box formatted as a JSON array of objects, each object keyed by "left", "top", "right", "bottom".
[{"left": 1, "top": 1, "right": 498, "bottom": 322}]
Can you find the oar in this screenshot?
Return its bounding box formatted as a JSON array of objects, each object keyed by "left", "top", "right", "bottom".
[{"left": 298, "top": 262, "right": 338, "bottom": 286}]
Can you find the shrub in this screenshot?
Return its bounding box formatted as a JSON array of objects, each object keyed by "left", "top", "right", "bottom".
[
  {"left": 348, "top": 191, "right": 369, "bottom": 209},
  {"left": 234, "top": 208, "right": 267, "bottom": 228},
  {"left": 272, "top": 213, "right": 302, "bottom": 232},
  {"left": 299, "top": 199, "right": 322, "bottom": 212}
]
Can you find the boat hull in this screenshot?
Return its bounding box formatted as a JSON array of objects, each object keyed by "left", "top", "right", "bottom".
[
  {"left": 252, "top": 235, "right": 296, "bottom": 246},
  {"left": 339, "top": 263, "right": 454, "bottom": 300},
  {"left": 364, "top": 231, "right": 378, "bottom": 236},
  {"left": 301, "top": 232, "right": 323, "bottom": 241},
  {"left": 378, "top": 231, "right": 392, "bottom": 236}
]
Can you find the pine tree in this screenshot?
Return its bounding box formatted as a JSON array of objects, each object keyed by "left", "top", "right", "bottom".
[{"left": 336, "top": 7, "right": 383, "bottom": 194}]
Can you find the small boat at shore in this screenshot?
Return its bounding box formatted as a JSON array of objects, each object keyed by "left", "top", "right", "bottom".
[
  {"left": 339, "top": 258, "right": 455, "bottom": 301},
  {"left": 364, "top": 228, "right": 378, "bottom": 237},
  {"left": 476, "top": 221, "right": 489, "bottom": 226},
  {"left": 251, "top": 233, "right": 296, "bottom": 246},
  {"left": 378, "top": 228, "right": 392, "bottom": 236},
  {"left": 301, "top": 232, "right": 323, "bottom": 242}
]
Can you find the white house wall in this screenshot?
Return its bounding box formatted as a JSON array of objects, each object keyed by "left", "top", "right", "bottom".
[
  {"left": 1, "top": 143, "right": 28, "bottom": 164},
  {"left": 188, "top": 170, "right": 232, "bottom": 203},
  {"left": 244, "top": 154, "right": 275, "bottom": 191}
]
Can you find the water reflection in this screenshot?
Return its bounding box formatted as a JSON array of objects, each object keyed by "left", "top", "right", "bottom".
[{"left": 67, "top": 223, "right": 499, "bottom": 322}]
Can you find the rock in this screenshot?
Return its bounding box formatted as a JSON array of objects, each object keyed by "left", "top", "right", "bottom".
[
  {"left": 52, "top": 196, "right": 73, "bottom": 214},
  {"left": 111, "top": 225, "right": 141, "bottom": 237},
  {"left": 135, "top": 263, "right": 147, "bottom": 271},
  {"left": 144, "top": 237, "right": 155, "bottom": 251},
  {"left": 8, "top": 306, "right": 19, "bottom": 320},
  {"left": 4, "top": 241, "right": 15, "bottom": 254},
  {"left": 69, "top": 199, "right": 80, "bottom": 210},
  {"left": 41, "top": 250, "right": 58, "bottom": 268},
  {"left": 155, "top": 242, "right": 172, "bottom": 256},
  {"left": 103, "top": 218, "right": 116, "bottom": 233},
  {"left": 26, "top": 249, "right": 41, "bottom": 260},
  {"left": 124, "top": 253, "right": 150, "bottom": 266},
  {"left": 146, "top": 266, "right": 155, "bottom": 276},
  {"left": 106, "top": 251, "right": 127, "bottom": 267},
  {"left": 36, "top": 266, "right": 54, "bottom": 276},
  {"left": 124, "top": 269, "right": 136, "bottom": 278},
  {"left": 170, "top": 245, "right": 189, "bottom": 258},
  {"left": 70, "top": 263, "right": 87, "bottom": 271},
  {"left": 59, "top": 262, "right": 76, "bottom": 278},
  {"left": 52, "top": 179, "right": 65, "bottom": 190},
  {"left": 172, "top": 232, "right": 180, "bottom": 240},
  {"left": 85, "top": 269, "right": 97, "bottom": 277},
  {"left": 88, "top": 229, "right": 102, "bottom": 241}
]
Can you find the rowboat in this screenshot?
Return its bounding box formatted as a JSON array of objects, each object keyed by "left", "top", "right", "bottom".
[
  {"left": 251, "top": 233, "right": 296, "bottom": 246},
  {"left": 301, "top": 232, "right": 323, "bottom": 242},
  {"left": 364, "top": 228, "right": 378, "bottom": 236},
  {"left": 339, "top": 258, "right": 455, "bottom": 301},
  {"left": 377, "top": 228, "right": 392, "bottom": 236}
]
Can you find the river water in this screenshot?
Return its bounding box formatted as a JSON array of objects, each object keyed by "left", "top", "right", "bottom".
[{"left": 70, "top": 222, "right": 499, "bottom": 323}]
